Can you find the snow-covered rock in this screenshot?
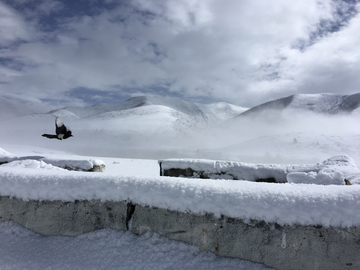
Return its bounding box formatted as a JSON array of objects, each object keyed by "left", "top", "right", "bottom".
[
  {"left": 1, "top": 159, "right": 66, "bottom": 171},
  {"left": 287, "top": 169, "right": 345, "bottom": 185},
  {"left": 40, "top": 158, "right": 105, "bottom": 172},
  {"left": 159, "top": 155, "right": 360, "bottom": 185},
  {"left": 0, "top": 147, "right": 17, "bottom": 164},
  {"left": 0, "top": 148, "right": 105, "bottom": 172}
]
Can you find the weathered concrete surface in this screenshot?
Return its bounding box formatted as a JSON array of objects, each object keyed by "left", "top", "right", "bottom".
[
  {"left": 162, "top": 167, "right": 278, "bottom": 182},
  {"left": 0, "top": 197, "right": 127, "bottom": 236},
  {"left": 1, "top": 197, "right": 360, "bottom": 270},
  {"left": 131, "top": 205, "right": 360, "bottom": 270}
]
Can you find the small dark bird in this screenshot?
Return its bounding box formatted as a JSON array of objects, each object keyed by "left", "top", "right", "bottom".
[{"left": 42, "top": 117, "right": 73, "bottom": 140}]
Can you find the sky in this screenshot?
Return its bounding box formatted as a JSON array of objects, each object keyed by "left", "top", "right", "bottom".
[{"left": 0, "top": 0, "right": 360, "bottom": 110}]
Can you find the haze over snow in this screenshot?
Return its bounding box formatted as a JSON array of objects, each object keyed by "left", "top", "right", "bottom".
[{"left": 1, "top": 92, "right": 360, "bottom": 165}]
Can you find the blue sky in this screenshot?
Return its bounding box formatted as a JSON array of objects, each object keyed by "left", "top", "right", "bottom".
[{"left": 1, "top": 0, "right": 360, "bottom": 110}]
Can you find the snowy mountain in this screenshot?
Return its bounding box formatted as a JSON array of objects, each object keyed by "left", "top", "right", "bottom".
[
  {"left": 216, "top": 93, "right": 360, "bottom": 142},
  {"left": 0, "top": 95, "right": 246, "bottom": 159},
  {"left": 234, "top": 93, "right": 360, "bottom": 119},
  {"left": 207, "top": 93, "right": 360, "bottom": 164},
  {"left": 0, "top": 97, "right": 37, "bottom": 121},
  {"left": 1, "top": 93, "right": 360, "bottom": 162},
  {"left": 49, "top": 96, "right": 247, "bottom": 126}
]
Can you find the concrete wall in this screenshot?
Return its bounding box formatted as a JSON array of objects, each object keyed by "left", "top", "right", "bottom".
[{"left": 0, "top": 196, "right": 359, "bottom": 270}]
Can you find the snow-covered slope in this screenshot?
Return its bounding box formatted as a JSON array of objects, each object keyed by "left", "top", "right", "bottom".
[
  {"left": 44, "top": 95, "right": 246, "bottom": 130},
  {"left": 0, "top": 97, "right": 37, "bottom": 120},
  {"left": 1, "top": 94, "right": 360, "bottom": 163},
  {"left": 51, "top": 96, "right": 245, "bottom": 126},
  {"left": 197, "top": 102, "right": 248, "bottom": 123},
  {"left": 220, "top": 132, "right": 360, "bottom": 165},
  {"left": 0, "top": 96, "right": 246, "bottom": 159},
  {"left": 234, "top": 93, "right": 360, "bottom": 119}
]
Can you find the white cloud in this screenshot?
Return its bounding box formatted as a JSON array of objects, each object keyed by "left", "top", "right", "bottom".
[
  {"left": 0, "top": 2, "right": 31, "bottom": 44},
  {"left": 0, "top": 0, "right": 359, "bottom": 108}
]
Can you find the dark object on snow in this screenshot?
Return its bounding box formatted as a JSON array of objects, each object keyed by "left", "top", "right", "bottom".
[
  {"left": 42, "top": 117, "right": 73, "bottom": 140},
  {"left": 344, "top": 179, "right": 352, "bottom": 185}
]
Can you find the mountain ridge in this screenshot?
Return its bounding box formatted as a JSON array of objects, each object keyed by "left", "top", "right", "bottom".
[
  {"left": 233, "top": 93, "right": 360, "bottom": 120},
  {"left": 47, "top": 95, "right": 247, "bottom": 127},
  {"left": 0, "top": 97, "right": 37, "bottom": 120}
]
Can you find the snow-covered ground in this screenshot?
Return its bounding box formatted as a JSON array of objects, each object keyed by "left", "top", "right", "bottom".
[
  {"left": 1, "top": 145, "right": 360, "bottom": 269},
  {"left": 2, "top": 145, "right": 360, "bottom": 228},
  {"left": 0, "top": 145, "right": 274, "bottom": 270},
  {"left": 0, "top": 221, "right": 272, "bottom": 270}
]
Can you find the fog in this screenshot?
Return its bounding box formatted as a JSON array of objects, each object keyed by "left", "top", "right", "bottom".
[
  {"left": 1, "top": 108, "right": 359, "bottom": 167},
  {"left": 205, "top": 109, "right": 360, "bottom": 165}
]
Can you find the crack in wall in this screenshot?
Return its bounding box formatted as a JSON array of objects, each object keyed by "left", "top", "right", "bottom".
[{"left": 126, "top": 202, "right": 136, "bottom": 230}]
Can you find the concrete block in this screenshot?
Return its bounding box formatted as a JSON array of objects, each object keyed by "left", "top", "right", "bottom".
[
  {"left": 0, "top": 197, "right": 127, "bottom": 236},
  {"left": 130, "top": 204, "right": 360, "bottom": 270}
]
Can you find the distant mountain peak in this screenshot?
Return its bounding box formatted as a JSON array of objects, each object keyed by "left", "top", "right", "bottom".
[
  {"left": 236, "top": 93, "right": 360, "bottom": 119},
  {"left": 0, "top": 97, "right": 37, "bottom": 120}
]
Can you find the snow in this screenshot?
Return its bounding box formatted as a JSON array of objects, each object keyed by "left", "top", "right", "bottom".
[
  {"left": 0, "top": 97, "right": 36, "bottom": 120},
  {"left": 288, "top": 93, "right": 345, "bottom": 113},
  {"left": 42, "top": 158, "right": 105, "bottom": 171},
  {"left": 0, "top": 148, "right": 276, "bottom": 269},
  {"left": 1, "top": 156, "right": 360, "bottom": 228},
  {"left": 1, "top": 159, "right": 65, "bottom": 171},
  {"left": 0, "top": 147, "right": 105, "bottom": 171},
  {"left": 287, "top": 170, "right": 344, "bottom": 185},
  {"left": 0, "top": 221, "right": 271, "bottom": 270},
  {"left": 159, "top": 155, "right": 360, "bottom": 184},
  {"left": 0, "top": 147, "right": 17, "bottom": 163},
  {"left": 1, "top": 94, "right": 360, "bottom": 269}
]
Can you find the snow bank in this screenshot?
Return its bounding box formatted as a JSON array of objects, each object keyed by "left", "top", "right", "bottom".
[
  {"left": 0, "top": 147, "right": 17, "bottom": 164},
  {"left": 0, "top": 146, "right": 105, "bottom": 172},
  {"left": 287, "top": 155, "right": 359, "bottom": 185},
  {"left": 159, "top": 155, "right": 360, "bottom": 185},
  {"left": 42, "top": 158, "right": 105, "bottom": 172},
  {"left": 287, "top": 169, "right": 344, "bottom": 185},
  {"left": 0, "top": 164, "right": 360, "bottom": 228},
  {"left": 160, "top": 159, "right": 294, "bottom": 182},
  {"left": 1, "top": 160, "right": 65, "bottom": 171}
]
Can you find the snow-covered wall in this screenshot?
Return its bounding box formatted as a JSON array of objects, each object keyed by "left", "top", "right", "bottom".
[
  {"left": 1, "top": 196, "right": 359, "bottom": 270},
  {"left": 159, "top": 155, "right": 360, "bottom": 185},
  {"left": 0, "top": 165, "right": 360, "bottom": 227},
  {"left": 1, "top": 157, "right": 360, "bottom": 269},
  {"left": 0, "top": 147, "right": 105, "bottom": 172},
  {"left": 42, "top": 158, "right": 105, "bottom": 172}
]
